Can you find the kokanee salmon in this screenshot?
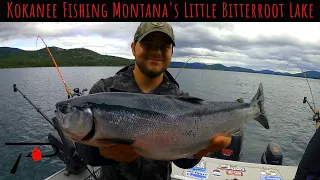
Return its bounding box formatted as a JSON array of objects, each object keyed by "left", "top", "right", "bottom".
[{"left": 55, "top": 83, "right": 269, "bottom": 160}]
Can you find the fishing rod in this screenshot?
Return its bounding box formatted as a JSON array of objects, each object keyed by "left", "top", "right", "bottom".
[
  {"left": 13, "top": 84, "right": 98, "bottom": 179},
  {"left": 284, "top": 61, "right": 319, "bottom": 129},
  {"left": 303, "top": 97, "right": 320, "bottom": 129},
  {"left": 12, "top": 84, "right": 89, "bottom": 174},
  {"left": 36, "top": 36, "right": 76, "bottom": 99},
  {"left": 13, "top": 84, "right": 54, "bottom": 127},
  {"left": 8, "top": 37, "right": 97, "bottom": 178},
  {"left": 175, "top": 56, "right": 200, "bottom": 80},
  {"left": 36, "top": 36, "right": 88, "bottom": 97},
  {"left": 174, "top": 56, "right": 204, "bottom": 82},
  {"left": 34, "top": 36, "right": 97, "bottom": 178},
  {"left": 13, "top": 83, "right": 75, "bottom": 152},
  {"left": 13, "top": 76, "right": 95, "bottom": 177}
]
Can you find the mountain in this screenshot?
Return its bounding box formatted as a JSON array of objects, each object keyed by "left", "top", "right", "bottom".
[
  {"left": 0, "top": 47, "right": 134, "bottom": 68},
  {"left": 168, "top": 61, "right": 320, "bottom": 79},
  {"left": 1, "top": 46, "right": 320, "bottom": 79},
  {"left": 170, "top": 62, "right": 206, "bottom": 69},
  {"left": 230, "top": 66, "right": 256, "bottom": 73},
  {"left": 0, "top": 47, "right": 24, "bottom": 58},
  {"left": 293, "top": 71, "right": 320, "bottom": 79}
]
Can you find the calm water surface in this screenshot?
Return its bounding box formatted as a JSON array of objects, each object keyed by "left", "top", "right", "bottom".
[{"left": 0, "top": 66, "right": 319, "bottom": 180}]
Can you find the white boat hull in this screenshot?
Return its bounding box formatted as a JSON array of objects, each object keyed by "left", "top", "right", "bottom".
[{"left": 45, "top": 157, "right": 297, "bottom": 180}]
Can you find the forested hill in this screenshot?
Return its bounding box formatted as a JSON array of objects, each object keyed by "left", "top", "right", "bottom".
[
  {"left": 1, "top": 46, "right": 320, "bottom": 79},
  {"left": 0, "top": 47, "right": 134, "bottom": 68}
]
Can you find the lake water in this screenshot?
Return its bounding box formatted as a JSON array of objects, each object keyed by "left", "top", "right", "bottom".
[{"left": 0, "top": 66, "right": 319, "bottom": 180}]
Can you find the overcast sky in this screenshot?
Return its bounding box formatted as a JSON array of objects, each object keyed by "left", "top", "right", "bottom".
[{"left": 0, "top": 22, "right": 319, "bottom": 73}]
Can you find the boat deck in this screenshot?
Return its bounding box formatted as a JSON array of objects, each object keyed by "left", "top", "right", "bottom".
[{"left": 45, "top": 157, "right": 297, "bottom": 180}]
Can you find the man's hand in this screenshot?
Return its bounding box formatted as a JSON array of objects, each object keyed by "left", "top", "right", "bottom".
[
  {"left": 99, "top": 144, "right": 139, "bottom": 163},
  {"left": 193, "top": 135, "right": 232, "bottom": 159}
]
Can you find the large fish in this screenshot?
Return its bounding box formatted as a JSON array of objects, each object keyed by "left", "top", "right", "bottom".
[{"left": 55, "top": 83, "right": 269, "bottom": 160}]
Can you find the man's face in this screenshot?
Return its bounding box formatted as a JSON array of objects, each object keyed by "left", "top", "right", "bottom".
[{"left": 131, "top": 31, "right": 173, "bottom": 78}]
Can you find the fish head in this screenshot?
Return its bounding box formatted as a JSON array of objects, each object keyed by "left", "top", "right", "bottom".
[{"left": 55, "top": 99, "right": 94, "bottom": 142}]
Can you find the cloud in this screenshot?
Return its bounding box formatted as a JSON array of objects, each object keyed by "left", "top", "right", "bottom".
[{"left": 0, "top": 22, "right": 320, "bottom": 72}]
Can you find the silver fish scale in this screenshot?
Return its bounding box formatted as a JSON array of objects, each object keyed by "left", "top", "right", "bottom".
[
  {"left": 91, "top": 97, "right": 255, "bottom": 160},
  {"left": 92, "top": 105, "right": 175, "bottom": 141},
  {"left": 55, "top": 90, "right": 265, "bottom": 160},
  {"left": 57, "top": 92, "right": 200, "bottom": 116},
  {"left": 105, "top": 94, "right": 197, "bottom": 116}
]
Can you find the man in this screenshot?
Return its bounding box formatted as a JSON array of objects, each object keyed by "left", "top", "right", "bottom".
[
  {"left": 294, "top": 124, "right": 320, "bottom": 179},
  {"left": 75, "top": 22, "right": 231, "bottom": 180}
]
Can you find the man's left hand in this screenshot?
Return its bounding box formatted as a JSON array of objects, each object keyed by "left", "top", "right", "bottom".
[{"left": 193, "top": 135, "right": 232, "bottom": 159}]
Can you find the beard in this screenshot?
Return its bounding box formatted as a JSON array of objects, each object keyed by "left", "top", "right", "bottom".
[{"left": 135, "top": 60, "right": 167, "bottom": 78}]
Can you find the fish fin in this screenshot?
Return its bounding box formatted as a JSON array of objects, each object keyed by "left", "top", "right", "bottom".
[
  {"left": 96, "top": 138, "right": 135, "bottom": 145},
  {"left": 176, "top": 96, "right": 204, "bottom": 104},
  {"left": 251, "top": 83, "right": 270, "bottom": 129}
]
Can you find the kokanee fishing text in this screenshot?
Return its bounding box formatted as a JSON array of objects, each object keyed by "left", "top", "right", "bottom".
[
  {"left": 6, "top": 2, "right": 178, "bottom": 19},
  {"left": 6, "top": 1, "right": 314, "bottom": 19}
]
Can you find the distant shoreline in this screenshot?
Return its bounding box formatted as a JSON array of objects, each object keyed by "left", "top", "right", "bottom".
[
  {"left": 1, "top": 46, "right": 320, "bottom": 79},
  {"left": 1, "top": 65, "right": 320, "bottom": 80}
]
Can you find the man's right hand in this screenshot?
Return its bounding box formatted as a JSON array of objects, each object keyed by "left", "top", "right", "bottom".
[{"left": 99, "top": 145, "right": 139, "bottom": 162}]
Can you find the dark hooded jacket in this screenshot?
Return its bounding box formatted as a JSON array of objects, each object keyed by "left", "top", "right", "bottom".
[
  {"left": 294, "top": 127, "right": 320, "bottom": 180},
  {"left": 75, "top": 64, "right": 201, "bottom": 180}
]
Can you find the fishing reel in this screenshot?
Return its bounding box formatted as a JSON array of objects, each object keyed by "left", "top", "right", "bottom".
[
  {"left": 68, "top": 88, "right": 88, "bottom": 99},
  {"left": 303, "top": 97, "right": 320, "bottom": 129}
]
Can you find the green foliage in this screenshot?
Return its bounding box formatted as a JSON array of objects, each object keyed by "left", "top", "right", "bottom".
[{"left": 0, "top": 47, "right": 134, "bottom": 68}]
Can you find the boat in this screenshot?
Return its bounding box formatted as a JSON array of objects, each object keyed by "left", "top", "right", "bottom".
[
  {"left": 45, "top": 158, "right": 298, "bottom": 180},
  {"left": 11, "top": 84, "right": 300, "bottom": 180},
  {"left": 44, "top": 125, "right": 297, "bottom": 180}
]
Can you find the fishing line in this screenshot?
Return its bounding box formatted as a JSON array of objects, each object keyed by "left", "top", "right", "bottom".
[
  {"left": 284, "top": 61, "right": 316, "bottom": 110},
  {"left": 174, "top": 56, "right": 204, "bottom": 83},
  {"left": 284, "top": 61, "right": 319, "bottom": 129},
  {"left": 36, "top": 36, "right": 72, "bottom": 97}
]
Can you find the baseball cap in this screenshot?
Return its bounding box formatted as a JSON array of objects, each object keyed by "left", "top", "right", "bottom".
[{"left": 133, "top": 22, "right": 175, "bottom": 46}]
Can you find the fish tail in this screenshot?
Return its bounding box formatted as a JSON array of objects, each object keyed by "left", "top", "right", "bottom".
[{"left": 251, "top": 83, "right": 270, "bottom": 129}]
